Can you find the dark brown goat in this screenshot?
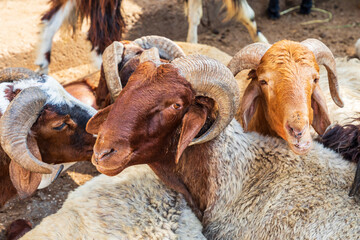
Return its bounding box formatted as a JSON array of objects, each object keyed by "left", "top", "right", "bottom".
[
  {"left": 317, "top": 117, "right": 360, "bottom": 196},
  {"left": 0, "top": 68, "right": 96, "bottom": 207},
  {"left": 87, "top": 52, "right": 238, "bottom": 217}
]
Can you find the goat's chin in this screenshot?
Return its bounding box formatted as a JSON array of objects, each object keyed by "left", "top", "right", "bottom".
[
  {"left": 288, "top": 140, "right": 312, "bottom": 155},
  {"left": 95, "top": 165, "right": 126, "bottom": 176}
]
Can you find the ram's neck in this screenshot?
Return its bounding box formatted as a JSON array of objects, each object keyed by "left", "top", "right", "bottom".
[{"left": 177, "top": 120, "right": 255, "bottom": 220}]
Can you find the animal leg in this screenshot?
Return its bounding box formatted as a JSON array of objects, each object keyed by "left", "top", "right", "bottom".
[
  {"left": 267, "top": 0, "right": 280, "bottom": 19},
  {"left": 299, "top": 0, "right": 312, "bottom": 14},
  {"left": 35, "top": 0, "right": 77, "bottom": 74},
  {"left": 186, "top": 0, "right": 203, "bottom": 43},
  {"left": 230, "top": 0, "right": 268, "bottom": 43}
]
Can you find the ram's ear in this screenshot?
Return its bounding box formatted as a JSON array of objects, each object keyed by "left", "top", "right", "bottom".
[
  {"left": 86, "top": 105, "right": 113, "bottom": 135},
  {"left": 9, "top": 135, "right": 42, "bottom": 199},
  {"left": 175, "top": 97, "right": 213, "bottom": 164},
  {"left": 239, "top": 79, "right": 261, "bottom": 130},
  {"left": 311, "top": 84, "right": 331, "bottom": 135}
]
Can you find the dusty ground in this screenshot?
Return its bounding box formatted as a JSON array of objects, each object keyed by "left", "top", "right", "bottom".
[{"left": 0, "top": 0, "right": 359, "bottom": 238}]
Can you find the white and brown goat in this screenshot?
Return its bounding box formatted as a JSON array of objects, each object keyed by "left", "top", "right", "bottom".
[{"left": 0, "top": 68, "right": 96, "bottom": 207}]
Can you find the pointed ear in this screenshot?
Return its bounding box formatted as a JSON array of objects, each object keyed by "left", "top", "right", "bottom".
[
  {"left": 311, "top": 84, "right": 331, "bottom": 134},
  {"left": 239, "top": 79, "right": 261, "bottom": 130},
  {"left": 175, "top": 104, "right": 208, "bottom": 164},
  {"left": 9, "top": 135, "right": 42, "bottom": 199},
  {"left": 86, "top": 104, "right": 113, "bottom": 134}
]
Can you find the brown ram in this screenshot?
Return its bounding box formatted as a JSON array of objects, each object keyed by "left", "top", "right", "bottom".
[
  {"left": 0, "top": 68, "right": 96, "bottom": 207},
  {"left": 227, "top": 39, "right": 344, "bottom": 154}
]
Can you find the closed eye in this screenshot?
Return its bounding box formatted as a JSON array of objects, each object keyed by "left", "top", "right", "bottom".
[{"left": 53, "top": 122, "right": 67, "bottom": 130}]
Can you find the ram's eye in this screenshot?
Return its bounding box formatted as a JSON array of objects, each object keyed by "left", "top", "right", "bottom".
[
  {"left": 172, "top": 103, "right": 182, "bottom": 110},
  {"left": 259, "top": 80, "right": 268, "bottom": 85},
  {"left": 53, "top": 122, "right": 67, "bottom": 130},
  {"left": 314, "top": 78, "right": 319, "bottom": 83}
]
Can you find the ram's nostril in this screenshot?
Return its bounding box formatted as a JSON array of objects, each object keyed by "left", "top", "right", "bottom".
[{"left": 97, "top": 148, "right": 115, "bottom": 161}]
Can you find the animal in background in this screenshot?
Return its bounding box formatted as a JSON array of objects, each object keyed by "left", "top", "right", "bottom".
[
  {"left": 35, "top": 0, "right": 266, "bottom": 74},
  {"left": 267, "top": 0, "right": 312, "bottom": 19},
  {"left": 317, "top": 117, "right": 360, "bottom": 197}
]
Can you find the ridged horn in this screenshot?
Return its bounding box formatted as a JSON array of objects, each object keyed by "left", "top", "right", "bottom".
[
  {"left": 139, "top": 47, "right": 161, "bottom": 65},
  {"left": 227, "top": 42, "right": 271, "bottom": 76},
  {"left": 134, "top": 35, "right": 186, "bottom": 61},
  {"left": 102, "top": 41, "right": 124, "bottom": 102},
  {"left": 0, "top": 67, "right": 43, "bottom": 82},
  {"left": 301, "top": 38, "right": 344, "bottom": 108},
  {"left": 0, "top": 87, "right": 61, "bottom": 174},
  {"left": 172, "top": 55, "right": 240, "bottom": 145}
]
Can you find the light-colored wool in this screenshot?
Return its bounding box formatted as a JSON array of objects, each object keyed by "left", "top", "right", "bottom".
[
  {"left": 319, "top": 57, "right": 360, "bottom": 124},
  {"left": 21, "top": 165, "right": 205, "bottom": 240},
  {"left": 178, "top": 119, "right": 360, "bottom": 239}
]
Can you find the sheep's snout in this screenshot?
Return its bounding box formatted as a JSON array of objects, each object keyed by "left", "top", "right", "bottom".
[
  {"left": 91, "top": 133, "right": 132, "bottom": 176},
  {"left": 94, "top": 148, "right": 116, "bottom": 164},
  {"left": 285, "top": 121, "right": 308, "bottom": 140},
  {"left": 284, "top": 112, "right": 312, "bottom": 154}
]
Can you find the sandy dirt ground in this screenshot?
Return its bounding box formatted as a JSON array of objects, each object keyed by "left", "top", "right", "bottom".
[{"left": 0, "top": 0, "right": 359, "bottom": 238}]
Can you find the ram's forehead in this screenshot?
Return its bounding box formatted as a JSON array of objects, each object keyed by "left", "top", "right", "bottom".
[
  {"left": 0, "top": 76, "right": 97, "bottom": 116},
  {"left": 40, "top": 76, "right": 97, "bottom": 116}
]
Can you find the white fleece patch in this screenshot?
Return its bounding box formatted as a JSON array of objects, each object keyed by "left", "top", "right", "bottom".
[
  {"left": 91, "top": 48, "right": 102, "bottom": 69},
  {"left": 0, "top": 75, "right": 96, "bottom": 116}
]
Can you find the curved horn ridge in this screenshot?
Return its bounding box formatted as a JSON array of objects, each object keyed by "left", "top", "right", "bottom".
[
  {"left": 227, "top": 42, "right": 271, "bottom": 76},
  {"left": 139, "top": 47, "right": 161, "bottom": 65},
  {"left": 0, "top": 67, "right": 43, "bottom": 83},
  {"left": 102, "top": 41, "right": 124, "bottom": 102},
  {"left": 301, "top": 38, "right": 344, "bottom": 107},
  {"left": 0, "top": 87, "right": 58, "bottom": 174},
  {"left": 134, "top": 35, "right": 186, "bottom": 61},
  {"left": 172, "top": 55, "right": 240, "bottom": 145}
]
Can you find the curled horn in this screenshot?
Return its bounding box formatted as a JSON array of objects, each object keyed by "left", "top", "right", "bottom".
[
  {"left": 0, "top": 67, "right": 43, "bottom": 82},
  {"left": 301, "top": 38, "right": 344, "bottom": 108},
  {"left": 134, "top": 35, "right": 186, "bottom": 61},
  {"left": 227, "top": 42, "right": 271, "bottom": 76},
  {"left": 139, "top": 47, "right": 161, "bottom": 65},
  {"left": 102, "top": 41, "right": 125, "bottom": 101},
  {"left": 172, "top": 55, "right": 240, "bottom": 145},
  {"left": 0, "top": 87, "right": 61, "bottom": 174}
]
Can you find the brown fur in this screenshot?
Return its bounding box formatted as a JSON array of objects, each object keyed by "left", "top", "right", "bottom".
[
  {"left": 42, "top": 0, "right": 125, "bottom": 55},
  {"left": 6, "top": 219, "right": 32, "bottom": 240},
  {"left": 65, "top": 82, "right": 98, "bottom": 109}
]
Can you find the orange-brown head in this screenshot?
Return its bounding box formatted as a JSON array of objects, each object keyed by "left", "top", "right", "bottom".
[{"left": 228, "top": 39, "right": 343, "bottom": 155}]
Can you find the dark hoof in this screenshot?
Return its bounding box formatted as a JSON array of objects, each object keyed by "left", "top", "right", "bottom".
[
  {"left": 299, "top": 6, "right": 312, "bottom": 15},
  {"left": 267, "top": 9, "right": 280, "bottom": 20}
]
